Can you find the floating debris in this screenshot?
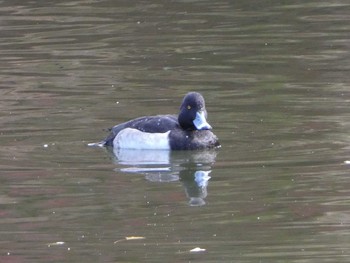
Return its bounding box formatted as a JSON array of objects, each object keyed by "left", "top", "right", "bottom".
[
  {"left": 114, "top": 236, "right": 146, "bottom": 244},
  {"left": 125, "top": 236, "right": 145, "bottom": 241},
  {"left": 190, "top": 247, "right": 206, "bottom": 253},
  {"left": 47, "top": 241, "right": 65, "bottom": 247},
  {"left": 43, "top": 143, "right": 55, "bottom": 148},
  {"left": 344, "top": 160, "right": 350, "bottom": 165}
]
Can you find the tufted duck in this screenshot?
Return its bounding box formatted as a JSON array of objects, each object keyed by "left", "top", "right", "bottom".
[{"left": 99, "top": 92, "right": 220, "bottom": 150}]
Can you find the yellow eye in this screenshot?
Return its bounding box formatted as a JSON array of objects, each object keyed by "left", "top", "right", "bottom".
[{"left": 187, "top": 105, "right": 191, "bottom": 110}]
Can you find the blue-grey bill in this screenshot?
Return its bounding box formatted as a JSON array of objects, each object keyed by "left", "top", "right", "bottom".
[{"left": 193, "top": 111, "right": 212, "bottom": 130}]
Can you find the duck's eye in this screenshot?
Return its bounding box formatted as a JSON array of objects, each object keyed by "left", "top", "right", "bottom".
[{"left": 187, "top": 105, "right": 191, "bottom": 110}]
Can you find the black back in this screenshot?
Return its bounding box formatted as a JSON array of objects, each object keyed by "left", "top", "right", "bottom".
[{"left": 103, "top": 115, "right": 178, "bottom": 146}]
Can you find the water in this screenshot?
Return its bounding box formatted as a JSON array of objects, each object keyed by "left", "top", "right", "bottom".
[{"left": 1, "top": 0, "right": 350, "bottom": 262}]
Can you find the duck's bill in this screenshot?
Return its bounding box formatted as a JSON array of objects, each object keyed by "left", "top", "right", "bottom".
[{"left": 193, "top": 111, "right": 212, "bottom": 130}]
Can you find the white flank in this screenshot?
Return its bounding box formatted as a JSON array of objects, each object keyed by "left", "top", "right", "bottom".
[{"left": 114, "top": 128, "right": 170, "bottom": 150}]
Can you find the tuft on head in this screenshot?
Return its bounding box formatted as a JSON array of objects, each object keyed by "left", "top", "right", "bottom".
[{"left": 180, "top": 92, "right": 205, "bottom": 111}]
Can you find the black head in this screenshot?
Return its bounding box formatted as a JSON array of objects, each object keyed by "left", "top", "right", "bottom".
[{"left": 178, "top": 92, "right": 212, "bottom": 131}]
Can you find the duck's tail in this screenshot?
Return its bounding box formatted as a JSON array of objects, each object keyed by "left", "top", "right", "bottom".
[{"left": 87, "top": 141, "right": 106, "bottom": 147}]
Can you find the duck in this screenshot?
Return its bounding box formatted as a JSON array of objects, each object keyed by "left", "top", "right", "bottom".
[{"left": 100, "top": 92, "right": 220, "bottom": 150}]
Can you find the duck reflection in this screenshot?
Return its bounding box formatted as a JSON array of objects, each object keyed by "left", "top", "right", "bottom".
[{"left": 108, "top": 147, "right": 217, "bottom": 206}]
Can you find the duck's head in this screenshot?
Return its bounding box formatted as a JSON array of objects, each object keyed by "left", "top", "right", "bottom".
[{"left": 178, "top": 92, "right": 212, "bottom": 131}]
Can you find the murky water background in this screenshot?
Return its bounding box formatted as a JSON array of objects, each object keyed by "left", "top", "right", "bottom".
[{"left": 1, "top": 0, "right": 350, "bottom": 262}]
